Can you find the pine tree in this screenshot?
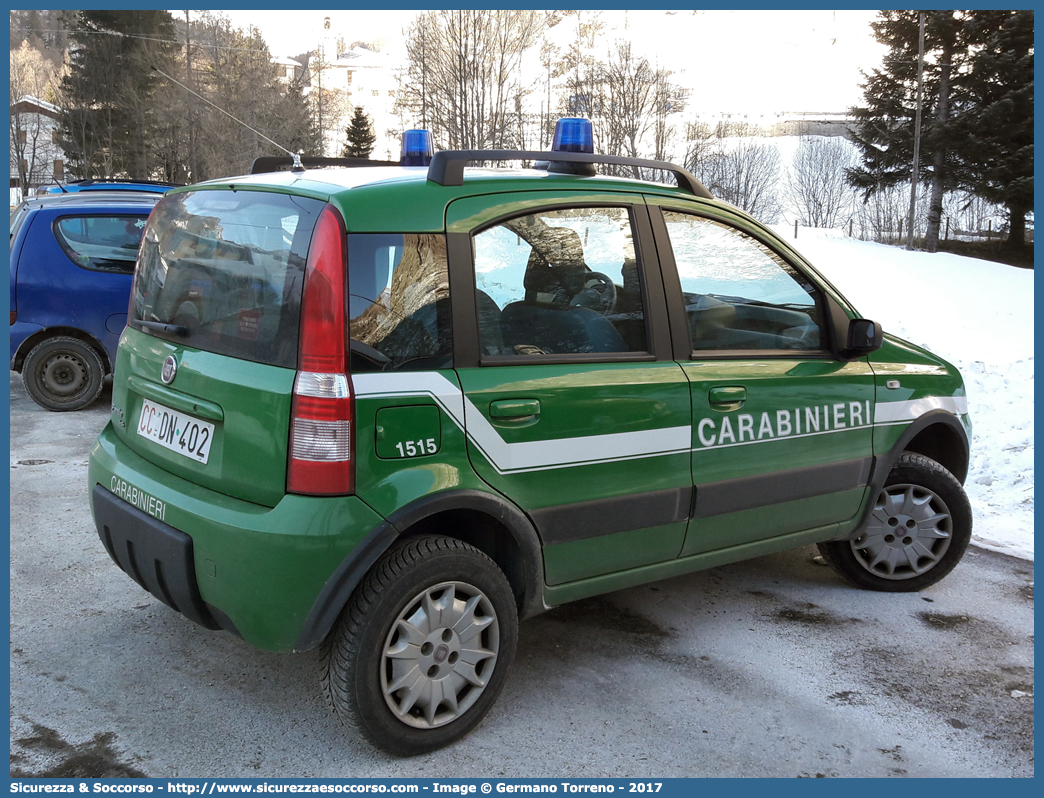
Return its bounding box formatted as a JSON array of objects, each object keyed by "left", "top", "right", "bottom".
[
  {"left": 276, "top": 78, "right": 322, "bottom": 160},
  {"left": 57, "top": 10, "right": 177, "bottom": 179},
  {"left": 847, "top": 11, "right": 966, "bottom": 251},
  {"left": 849, "top": 10, "right": 1034, "bottom": 254},
  {"left": 956, "top": 10, "right": 1034, "bottom": 251},
  {"left": 342, "top": 106, "right": 376, "bottom": 158}
]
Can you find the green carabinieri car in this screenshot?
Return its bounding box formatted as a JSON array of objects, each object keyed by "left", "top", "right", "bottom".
[{"left": 88, "top": 120, "right": 972, "bottom": 756}]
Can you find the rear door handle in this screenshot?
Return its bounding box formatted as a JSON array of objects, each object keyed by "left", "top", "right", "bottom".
[{"left": 708, "top": 386, "right": 746, "bottom": 409}]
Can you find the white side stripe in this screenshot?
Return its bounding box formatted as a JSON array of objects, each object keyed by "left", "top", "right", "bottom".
[
  {"left": 352, "top": 372, "right": 466, "bottom": 427},
  {"left": 354, "top": 374, "right": 968, "bottom": 471},
  {"left": 875, "top": 395, "right": 968, "bottom": 424},
  {"left": 352, "top": 372, "right": 691, "bottom": 474}
]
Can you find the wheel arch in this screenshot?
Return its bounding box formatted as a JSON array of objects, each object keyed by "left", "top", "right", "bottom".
[
  {"left": 295, "top": 489, "right": 546, "bottom": 651},
  {"left": 13, "top": 326, "right": 112, "bottom": 374},
  {"left": 902, "top": 418, "right": 969, "bottom": 485},
  {"left": 844, "top": 410, "right": 970, "bottom": 539}
]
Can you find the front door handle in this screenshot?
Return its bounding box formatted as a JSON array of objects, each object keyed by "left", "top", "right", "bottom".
[
  {"left": 708, "top": 386, "right": 746, "bottom": 409},
  {"left": 489, "top": 398, "right": 541, "bottom": 420}
]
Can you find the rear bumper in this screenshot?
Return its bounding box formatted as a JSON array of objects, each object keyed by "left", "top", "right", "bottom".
[
  {"left": 93, "top": 484, "right": 225, "bottom": 631},
  {"left": 88, "top": 421, "right": 386, "bottom": 651}
]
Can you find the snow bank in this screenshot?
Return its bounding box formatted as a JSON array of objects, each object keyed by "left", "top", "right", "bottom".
[{"left": 773, "top": 226, "right": 1034, "bottom": 560}]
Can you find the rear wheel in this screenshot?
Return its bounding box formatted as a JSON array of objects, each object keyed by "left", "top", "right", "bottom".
[
  {"left": 321, "top": 536, "right": 518, "bottom": 756},
  {"left": 818, "top": 453, "right": 972, "bottom": 592},
  {"left": 22, "top": 336, "right": 105, "bottom": 411}
]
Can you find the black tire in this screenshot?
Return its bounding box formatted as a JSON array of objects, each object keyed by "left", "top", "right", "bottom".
[
  {"left": 818, "top": 453, "right": 972, "bottom": 592},
  {"left": 321, "top": 536, "right": 518, "bottom": 756},
  {"left": 22, "top": 336, "right": 106, "bottom": 411}
]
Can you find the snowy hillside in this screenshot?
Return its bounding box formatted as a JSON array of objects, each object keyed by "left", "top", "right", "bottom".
[{"left": 774, "top": 227, "right": 1034, "bottom": 560}]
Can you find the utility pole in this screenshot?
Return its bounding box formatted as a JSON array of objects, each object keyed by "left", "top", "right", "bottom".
[{"left": 906, "top": 11, "right": 925, "bottom": 250}]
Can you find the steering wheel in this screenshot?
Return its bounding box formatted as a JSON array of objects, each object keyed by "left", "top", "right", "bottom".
[{"left": 573, "top": 271, "right": 617, "bottom": 314}]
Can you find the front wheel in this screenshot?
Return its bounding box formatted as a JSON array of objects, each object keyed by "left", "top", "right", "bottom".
[
  {"left": 321, "top": 536, "right": 518, "bottom": 756},
  {"left": 818, "top": 453, "right": 972, "bottom": 592},
  {"left": 22, "top": 336, "right": 106, "bottom": 411}
]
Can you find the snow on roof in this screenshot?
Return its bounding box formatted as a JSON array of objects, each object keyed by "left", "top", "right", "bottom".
[
  {"left": 11, "top": 94, "right": 60, "bottom": 115},
  {"left": 332, "top": 46, "right": 390, "bottom": 69}
]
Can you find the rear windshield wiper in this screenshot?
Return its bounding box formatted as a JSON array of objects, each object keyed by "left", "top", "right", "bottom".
[{"left": 131, "top": 319, "right": 189, "bottom": 337}]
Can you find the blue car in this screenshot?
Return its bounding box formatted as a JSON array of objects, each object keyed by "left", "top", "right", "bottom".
[{"left": 10, "top": 189, "right": 166, "bottom": 410}]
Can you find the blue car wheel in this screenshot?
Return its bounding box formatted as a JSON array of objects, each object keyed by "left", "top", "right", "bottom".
[{"left": 22, "top": 336, "right": 105, "bottom": 411}]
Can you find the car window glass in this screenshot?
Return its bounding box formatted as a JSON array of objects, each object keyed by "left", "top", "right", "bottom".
[
  {"left": 54, "top": 215, "right": 149, "bottom": 274},
  {"left": 662, "top": 211, "right": 825, "bottom": 352},
  {"left": 347, "top": 233, "right": 452, "bottom": 371},
  {"left": 472, "top": 207, "right": 647, "bottom": 356},
  {"left": 132, "top": 191, "right": 323, "bottom": 369}
]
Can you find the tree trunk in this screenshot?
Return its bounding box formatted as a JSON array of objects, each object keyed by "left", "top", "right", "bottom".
[
  {"left": 924, "top": 28, "right": 953, "bottom": 253},
  {"left": 1006, "top": 202, "right": 1027, "bottom": 252}
]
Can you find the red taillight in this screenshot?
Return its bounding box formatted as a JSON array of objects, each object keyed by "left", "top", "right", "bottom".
[
  {"left": 288, "top": 205, "right": 353, "bottom": 496},
  {"left": 10, "top": 310, "right": 16, "bottom": 325}
]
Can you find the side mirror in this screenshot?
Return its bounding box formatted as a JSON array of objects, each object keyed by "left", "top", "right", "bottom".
[{"left": 846, "top": 318, "right": 883, "bottom": 355}]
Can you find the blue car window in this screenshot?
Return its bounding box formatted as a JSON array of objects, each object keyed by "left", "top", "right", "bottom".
[{"left": 53, "top": 215, "right": 149, "bottom": 274}]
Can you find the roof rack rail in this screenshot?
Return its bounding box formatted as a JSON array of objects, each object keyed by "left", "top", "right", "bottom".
[
  {"left": 426, "top": 149, "right": 713, "bottom": 199},
  {"left": 250, "top": 155, "right": 400, "bottom": 174}
]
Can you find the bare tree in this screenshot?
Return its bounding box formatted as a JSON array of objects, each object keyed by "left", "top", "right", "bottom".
[
  {"left": 682, "top": 119, "right": 716, "bottom": 177},
  {"left": 10, "top": 41, "right": 64, "bottom": 190},
  {"left": 305, "top": 42, "right": 350, "bottom": 156},
  {"left": 650, "top": 68, "right": 686, "bottom": 164},
  {"left": 156, "top": 13, "right": 317, "bottom": 181},
  {"left": 565, "top": 38, "right": 685, "bottom": 178},
  {"left": 689, "top": 122, "right": 782, "bottom": 222},
  {"left": 942, "top": 190, "right": 1005, "bottom": 238},
  {"left": 398, "top": 10, "right": 542, "bottom": 150},
  {"left": 787, "top": 136, "right": 857, "bottom": 229},
  {"left": 854, "top": 183, "right": 913, "bottom": 243}
]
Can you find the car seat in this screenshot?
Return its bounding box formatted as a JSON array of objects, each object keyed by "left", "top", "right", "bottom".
[{"left": 500, "top": 228, "right": 626, "bottom": 354}]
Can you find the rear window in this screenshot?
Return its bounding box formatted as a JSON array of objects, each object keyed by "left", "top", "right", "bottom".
[
  {"left": 54, "top": 215, "right": 149, "bottom": 274},
  {"left": 131, "top": 190, "right": 324, "bottom": 369}
]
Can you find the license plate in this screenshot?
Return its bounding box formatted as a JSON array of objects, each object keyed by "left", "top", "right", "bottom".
[{"left": 136, "top": 398, "right": 215, "bottom": 465}]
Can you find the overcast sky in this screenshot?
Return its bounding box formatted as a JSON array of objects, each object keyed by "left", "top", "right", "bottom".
[{"left": 218, "top": 9, "right": 887, "bottom": 115}]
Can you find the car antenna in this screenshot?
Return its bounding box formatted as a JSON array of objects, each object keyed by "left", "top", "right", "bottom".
[
  {"left": 150, "top": 66, "right": 304, "bottom": 172},
  {"left": 49, "top": 177, "right": 68, "bottom": 193}
]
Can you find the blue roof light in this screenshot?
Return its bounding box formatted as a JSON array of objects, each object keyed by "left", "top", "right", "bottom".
[
  {"left": 551, "top": 118, "right": 594, "bottom": 154},
  {"left": 400, "top": 129, "right": 434, "bottom": 167}
]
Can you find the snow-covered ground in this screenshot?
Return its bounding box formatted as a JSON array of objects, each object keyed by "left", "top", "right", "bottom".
[{"left": 773, "top": 226, "right": 1034, "bottom": 560}]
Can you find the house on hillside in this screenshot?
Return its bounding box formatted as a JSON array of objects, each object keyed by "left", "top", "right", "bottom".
[
  {"left": 329, "top": 46, "right": 400, "bottom": 160},
  {"left": 293, "top": 19, "right": 402, "bottom": 161},
  {"left": 272, "top": 55, "right": 303, "bottom": 85},
  {"left": 10, "top": 95, "right": 66, "bottom": 203}
]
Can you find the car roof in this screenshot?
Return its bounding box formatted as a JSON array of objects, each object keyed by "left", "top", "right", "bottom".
[
  {"left": 180, "top": 165, "right": 707, "bottom": 234},
  {"left": 18, "top": 190, "right": 165, "bottom": 211},
  {"left": 196, "top": 164, "right": 699, "bottom": 197}
]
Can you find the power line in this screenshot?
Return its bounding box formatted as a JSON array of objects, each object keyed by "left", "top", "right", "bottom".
[{"left": 12, "top": 26, "right": 280, "bottom": 56}]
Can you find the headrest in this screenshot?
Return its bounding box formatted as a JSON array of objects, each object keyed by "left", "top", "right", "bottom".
[{"left": 523, "top": 227, "right": 586, "bottom": 304}]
